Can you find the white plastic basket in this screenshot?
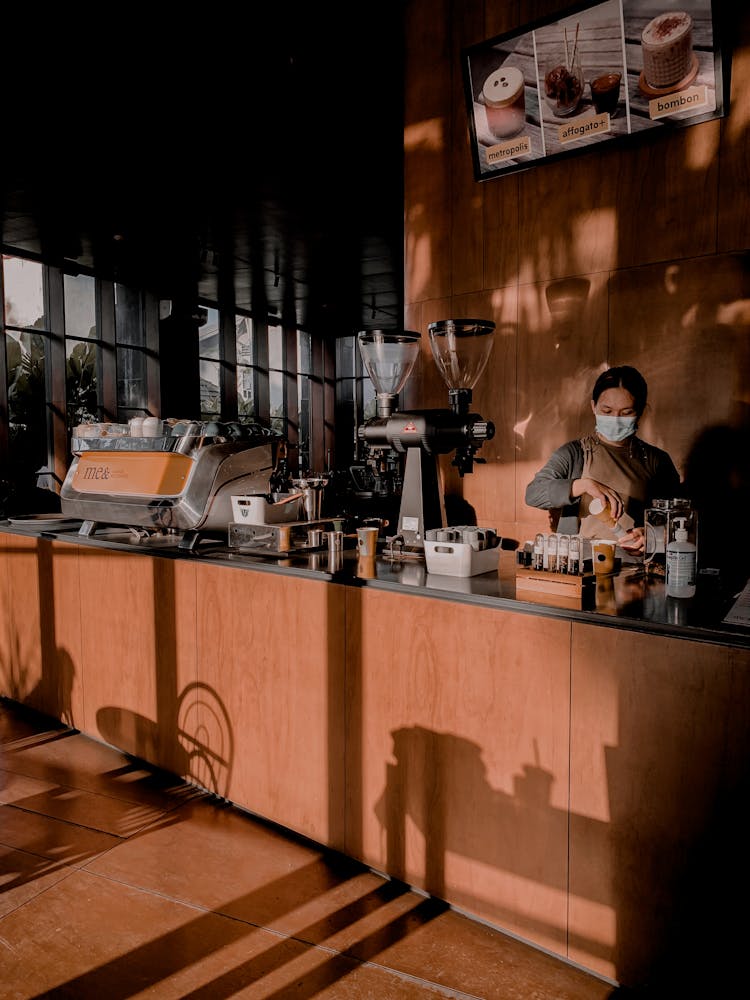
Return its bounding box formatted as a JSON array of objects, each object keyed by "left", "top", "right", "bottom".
[
  {"left": 424, "top": 539, "right": 500, "bottom": 577},
  {"left": 231, "top": 494, "right": 302, "bottom": 524}
]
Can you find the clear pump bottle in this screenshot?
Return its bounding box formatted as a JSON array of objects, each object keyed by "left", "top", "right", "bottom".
[{"left": 666, "top": 516, "right": 697, "bottom": 598}]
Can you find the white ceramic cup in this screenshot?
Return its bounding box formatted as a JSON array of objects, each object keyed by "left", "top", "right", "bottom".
[{"left": 142, "top": 416, "right": 162, "bottom": 437}]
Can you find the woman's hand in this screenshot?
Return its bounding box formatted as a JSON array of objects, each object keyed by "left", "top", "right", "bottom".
[
  {"left": 574, "top": 478, "right": 624, "bottom": 519},
  {"left": 618, "top": 527, "right": 645, "bottom": 554}
]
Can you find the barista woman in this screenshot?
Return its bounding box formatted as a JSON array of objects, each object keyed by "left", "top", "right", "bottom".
[{"left": 525, "top": 365, "right": 681, "bottom": 553}]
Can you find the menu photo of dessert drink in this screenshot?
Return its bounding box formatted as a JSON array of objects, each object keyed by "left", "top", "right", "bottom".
[
  {"left": 534, "top": 0, "right": 629, "bottom": 156},
  {"left": 626, "top": 0, "right": 717, "bottom": 122},
  {"left": 462, "top": 0, "right": 724, "bottom": 182},
  {"left": 462, "top": 29, "right": 545, "bottom": 175}
]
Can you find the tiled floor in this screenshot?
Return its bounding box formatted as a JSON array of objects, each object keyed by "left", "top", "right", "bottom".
[{"left": 0, "top": 697, "right": 621, "bottom": 1000}]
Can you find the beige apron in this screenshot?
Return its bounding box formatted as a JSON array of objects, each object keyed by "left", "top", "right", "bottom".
[{"left": 578, "top": 434, "right": 651, "bottom": 539}]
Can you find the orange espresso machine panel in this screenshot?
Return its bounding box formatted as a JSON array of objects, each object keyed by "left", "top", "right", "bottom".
[{"left": 71, "top": 451, "right": 193, "bottom": 496}]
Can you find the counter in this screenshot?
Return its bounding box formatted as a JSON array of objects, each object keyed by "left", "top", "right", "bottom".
[
  {"left": 1, "top": 519, "right": 749, "bottom": 989},
  {"left": 2, "top": 519, "right": 747, "bottom": 648}
]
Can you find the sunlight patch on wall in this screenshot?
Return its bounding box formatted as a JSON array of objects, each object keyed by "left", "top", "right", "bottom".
[
  {"left": 519, "top": 211, "right": 617, "bottom": 281},
  {"left": 514, "top": 412, "right": 533, "bottom": 440},
  {"left": 490, "top": 287, "right": 518, "bottom": 335},
  {"left": 572, "top": 206, "right": 618, "bottom": 273},
  {"left": 404, "top": 117, "right": 445, "bottom": 153},
  {"left": 684, "top": 120, "right": 721, "bottom": 170},
  {"left": 448, "top": 853, "right": 570, "bottom": 921},
  {"left": 727, "top": 48, "right": 750, "bottom": 141},
  {"left": 406, "top": 204, "right": 432, "bottom": 302}
]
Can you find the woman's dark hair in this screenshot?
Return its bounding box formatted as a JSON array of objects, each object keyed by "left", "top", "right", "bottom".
[{"left": 592, "top": 365, "right": 648, "bottom": 415}]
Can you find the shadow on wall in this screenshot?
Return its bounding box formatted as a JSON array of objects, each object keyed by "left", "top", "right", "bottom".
[
  {"left": 684, "top": 399, "right": 750, "bottom": 591},
  {"left": 374, "top": 719, "right": 749, "bottom": 992},
  {"left": 2, "top": 645, "right": 76, "bottom": 730},
  {"left": 374, "top": 727, "right": 567, "bottom": 944},
  {"left": 96, "top": 681, "right": 235, "bottom": 798}
]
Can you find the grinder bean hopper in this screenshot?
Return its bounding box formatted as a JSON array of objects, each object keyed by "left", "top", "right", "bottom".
[{"left": 357, "top": 319, "right": 495, "bottom": 552}]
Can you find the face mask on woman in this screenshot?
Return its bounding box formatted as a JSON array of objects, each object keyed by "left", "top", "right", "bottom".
[{"left": 595, "top": 414, "right": 637, "bottom": 442}]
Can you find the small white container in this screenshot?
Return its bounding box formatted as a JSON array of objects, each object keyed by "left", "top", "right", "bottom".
[
  {"left": 231, "top": 494, "right": 302, "bottom": 524},
  {"left": 142, "top": 416, "right": 163, "bottom": 437},
  {"left": 424, "top": 539, "right": 500, "bottom": 577}
]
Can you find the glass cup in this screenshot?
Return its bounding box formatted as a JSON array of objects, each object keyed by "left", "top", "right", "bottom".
[
  {"left": 544, "top": 51, "right": 584, "bottom": 117},
  {"left": 482, "top": 65, "right": 526, "bottom": 139},
  {"left": 591, "top": 72, "right": 622, "bottom": 116},
  {"left": 644, "top": 500, "right": 670, "bottom": 575},
  {"left": 591, "top": 538, "right": 616, "bottom": 575}
]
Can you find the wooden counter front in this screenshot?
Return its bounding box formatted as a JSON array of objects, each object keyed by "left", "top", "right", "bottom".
[
  {"left": 345, "top": 586, "right": 573, "bottom": 956},
  {"left": 2, "top": 527, "right": 749, "bottom": 990}
]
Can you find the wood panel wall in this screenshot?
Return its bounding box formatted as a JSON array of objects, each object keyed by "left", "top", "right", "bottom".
[{"left": 403, "top": 0, "right": 750, "bottom": 550}]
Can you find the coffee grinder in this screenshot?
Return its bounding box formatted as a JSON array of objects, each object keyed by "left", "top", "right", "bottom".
[{"left": 357, "top": 319, "right": 495, "bottom": 553}]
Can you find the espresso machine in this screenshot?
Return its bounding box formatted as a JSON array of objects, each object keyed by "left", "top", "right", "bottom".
[
  {"left": 60, "top": 420, "right": 278, "bottom": 549},
  {"left": 357, "top": 320, "right": 495, "bottom": 552}
]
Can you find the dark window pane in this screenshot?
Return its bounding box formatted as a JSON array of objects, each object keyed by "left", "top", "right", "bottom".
[
  {"left": 5, "top": 330, "right": 48, "bottom": 507},
  {"left": 200, "top": 359, "right": 220, "bottom": 416},
  {"left": 64, "top": 273, "right": 97, "bottom": 338},
  {"left": 270, "top": 369, "right": 284, "bottom": 434},
  {"left": 338, "top": 378, "right": 354, "bottom": 406},
  {"left": 199, "top": 308, "right": 220, "bottom": 360},
  {"left": 66, "top": 339, "right": 99, "bottom": 427},
  {"left": 298, "top": 374, "right": 311, "bottom": 470},
  {"left": 336, "top": 336, "right": 356, "bottom": 379},
  {"left": 236, "top": 315, "right": 253, "bottom": 364},
  {"left": 115, "top": 284, "right": 144, "bottom": 346},
  {"left": 297, "top": 330, "right": 312, "bottom": 375},
  {"left": 3, "top": 256, "right": 46, "bottom": 329},
  {"left": 269, "top": 325, "right": 283, "bottom": 370},
  {"left": 117, "top": 346, "right": 147, "bottom": 412},
  {"left": 237, "top": 365, "right": 254, "bottom": 418}
]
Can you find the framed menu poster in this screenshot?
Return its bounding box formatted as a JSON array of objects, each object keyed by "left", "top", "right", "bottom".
[{"left": 463, "top": 0, "right": 727, "bottom": 181}]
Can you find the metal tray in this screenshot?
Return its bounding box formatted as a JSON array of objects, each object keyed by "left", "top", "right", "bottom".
[
  {"left": 6, "top": 514, "right": 82, "bottom": 530},
  {"left": 71, "top": 435, "right": 176, "bottom": 453}
]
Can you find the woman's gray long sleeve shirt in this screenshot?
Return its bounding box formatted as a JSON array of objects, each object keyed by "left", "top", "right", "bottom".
[{"left": 525, "top": 437, "right": 681, "bottom": 532}]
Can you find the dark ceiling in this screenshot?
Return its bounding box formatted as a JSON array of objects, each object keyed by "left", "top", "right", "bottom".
[{"left": 2, "top": 9, "right": 405, "bottom": 335}]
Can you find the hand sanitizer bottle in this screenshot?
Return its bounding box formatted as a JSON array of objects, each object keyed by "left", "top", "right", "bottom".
[{"left": 666, "top": 516, "right": 696, "bottom": 598}]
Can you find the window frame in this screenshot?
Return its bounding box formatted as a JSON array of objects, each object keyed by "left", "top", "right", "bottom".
[{"left": 1, "top": 247, "right": 340, "bottom": 506}]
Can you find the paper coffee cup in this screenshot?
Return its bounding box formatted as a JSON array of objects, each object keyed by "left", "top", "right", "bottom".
[{"left": 592, "top": 539, "right": 616, "bottom": 575}]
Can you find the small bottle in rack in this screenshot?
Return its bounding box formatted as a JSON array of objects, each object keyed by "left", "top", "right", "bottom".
[
  {"left": 568, "top": 534, "right": 581, "bottom": 575},
  {"left": 533, "top": 533, "right": 545, "bottom": 571},
  {"left": 558, "top": 533, "right": 569, "bottom": 573},
  {"left": 547, "top": 532, "right": 558, "bottom": 572}
]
